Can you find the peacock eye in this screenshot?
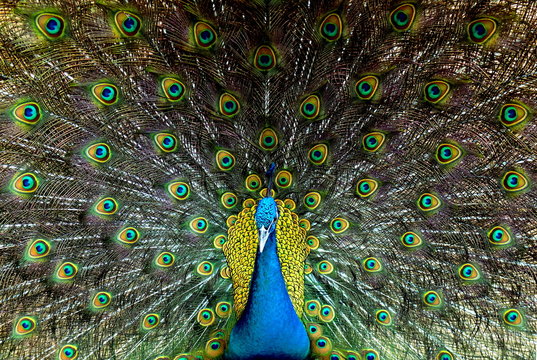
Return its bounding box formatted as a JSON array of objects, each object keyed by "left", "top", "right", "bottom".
[
  {"left": 487, "top": 226, "right": 512, "bottom": 246},
  {"left": 14, "top": 316, "right": 37, "bottom": 336},
  {"left": 12, "top": 102, "right": 42, "bottom": 125},
  {"left": 308, "top": 144, "right": 329, "bottom": 165},
  {"left": 116, "top": 227, "right": 141, "bottom": 245},
  {"left": 305, "top": 299, "right": 321, "bottom": 316},
  {"left": 194, "top": 21, "right": 217, "bottom": 48},
  {"left": 312, "top": 336, "right": 332, "bottom": 356},
  {"left": 59, "top": 344, "right": 78, "bottom": 360},
  {"left": 362, "top": 349, "right": 379, "bottom": 360},
  {"left": 401, "top": 231, "right": 423, "bottom": 248},
  {"left": 320, "top": 13, "right": 342, "bottom": 41},
  {"left": 502, "top": 309, "right": 523, "bottom": 327},
  {"left": 319, "top": 304, "right": 335, "bottom": 322},
  {"left": 363, "top": 257, "right": 382, "bottom": 272},
  {"left": 458, "top": 263, "right": 480, "bottom": 281},
  {"left": 215, "top": 301, "right": 231, "bottom": 318},
  {"left": 12, "top": 172, "right": 39, "bottom": 194},
  {"left": 94, "top": 197, "right": 119, "bottom": 215},
  {"left": 56, "top": 262, "right": 78, "bottom": 280},
  {"left": 35, "top": 13, "right": 65, "bottom": 39},
  {"left": 85, "top": 143, "right": 112, "bottom": 163},
  {"left": 161, "top": 78, "right": 185, "bottom": 102},
  {"left": 356, "top": 179, "right": 379, "bottom": 198},
  {"left": 306, "top": 235, "right": 320, "bottom": 250},
  {"left": 221, "top": 192, "right": 237, "bottom": 209},
  {"left": 389, "top": 4, "right": 416, "bottom": 31},
  {"left": 468, "top": 18, "right": 497, "bottom": 44},
  {"left": 499, "top": 104, "right": 528, "bottom": 127},
  {"left": 205, "top": 338, "right": 225, "bottom": 357},
  {"left": 259, "top": 128, "right": 279, "bottom": 150},
  {"left": 424, "top": 80, "right": 450, "bottom": 103},
  {"left": 190, "top": 217, "right": 208, "bottom": 233},
  {"left": 330, "top": 217, "right": 349, "bottom": 233},
  {"left": 254, "top": 45, "right": 276, "bottom": 71},
  {"left": 219, "top": 93, "right": 240, "bottom": 117},
  {"left": 362, "top": 132, "right": 385, "bottom": 152},
  {"left": 245, "top": 174, "right": 262, "bottom": 191},
  {"left": 197, "top": 308, "right": 215, "bottom": 326},
  {"left": 215, "top": 150, "right": 235, "bottom": 171},
  {"left": 155, "top": 252, "right": 175, "bottom": 268},
  {"left": 304, "top": 192, "right": 322, "bottom": 210},
  {"left": 91, "top": 83, "right": 119, "bottom": 105},
  {"left": 355, "top": 76, "right": 380, "bottom": 100},
  {"left": 92, "top": 291, "right": 112, "bottom": 309},
  {"left": 375, "top": 310, "right": 392, "bottom": 325},
  {"left": 423, "top": 290, "right": 442, "bottom": 307},
  {"left": 300, "top": 95, "right": 321, "bottom": 119},
  {"left": 142, "top": 313, "right": 160, "bottom": 330},
  {"left": 306, "top": 323, "right": 323, "bottom": 338},
  {"left": 196, "top": 261, "right": 214, "bottom": 275},
  {"left": 317, "top": 260, "right": 334, "bottom": 275},
  {"left": 275, "top": 170, "right": 293, "bottom": 188},
  {"left": 436, "top": 143, "right": 463, "bottom": 165},
  {"left": 27, "top": 239, "right": 52, "bottom": 259},
  {"left": 154, "top": 133, "right": 178, "bottom": 153},
  {"left": 213, "top": 234, "right": 227, "bottom": 249},
  {"left": 436, "top": 350, "right": 454, "bottom": 360},
  {"left": 168, "top": 181, "right": 190, "bottom": 201},
  {"left": 417, "top": 193, "right": 441, "bottom": 212},
  {"left": 114, "top": 11, "right": 141, "bottom": 37},
  {"left": 501, "top": 170, "right": 529, "bottom": 192}
]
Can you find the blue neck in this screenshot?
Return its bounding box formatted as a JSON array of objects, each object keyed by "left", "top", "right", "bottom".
[{"left": 226, "top": 231, "right": 310, "bottom": 360}]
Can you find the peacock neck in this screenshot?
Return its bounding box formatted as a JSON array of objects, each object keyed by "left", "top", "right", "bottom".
[{"left": 226, "top": 230, "right": 310, "bottom": 360}]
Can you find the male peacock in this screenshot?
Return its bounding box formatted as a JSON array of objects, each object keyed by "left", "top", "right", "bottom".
[{"left": 0, "top": 0, "right": 536, "bottom": 359}]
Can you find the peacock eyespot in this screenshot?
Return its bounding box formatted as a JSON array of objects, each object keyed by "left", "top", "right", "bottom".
[
  {"left": 254, "top": 45, "right": 276, "bottom": 71},
  {"left": 91, "top": 83, "right": 119, "bottom": 105},
  {"left": 375, "top": 310, "right": 392, "bottom": 325},
  {"left": 197, "top": 261, "right": 214, "bottom": 275},
  {"left": 59, "top": 344, "right": 78, "bottom": 360},
  {"left": 306, "top": 323, "right": 323, "bottom": 338},
  {"left": 197, "top": 308, "right": 215, "bottom": 326},
  {"left": 487, "top": 226, "right": 512, "bottom": 246},
  {"left": 161, "top": 78, "right": 185, "bottom": 102},
  {"left": 205, "top": 338, "right": 225, "bottom": 357},
  {"left": 401, "top": 231, "right": 423, "bottom": 248},
  {"left": 501, "top": 170, "right": 529, "bottom": 192},
  {"left": 330, "top": 217, "right": 349, "bottom": 233},
  {"left": 213, "top": 234, "right": 227, "bottom": 249},
  {"left": 219, "top": 93, "right": 240, "bottom": 117},
  {"left": 114, "top": 11, "right": 141, "bottom": 37},
  {"left": 168, "top": 181, "right": 190, "bottom": 201},
  {"left": 304, "top": 191, "right": 322, "bottom": 210},
  {"left": 417, "top": 193, "right": 441, "bottom": 212},
  {"left": 319, "top": 304, "right": 335, "bottom": 322},
  {"left": 85, "top": 143, "right": 112, "bottom": 163},
  {"left": 356, "top": 179, "right": 379, "bottom": 198},
  {"left": 304, "top": 263, "right": 313, "bottom": 274},
  {"left": 300, "top": 95, "right": 321, "bottom": 119},
  {"left": 355, "top": 76, "right": 379, "bottom": 100},
  {"left": 142, "top": 313, "right": 160, "bottom": 330},
  {"left": 14, "top": 316, "right": 37, "bottom": 336},
  {"left": 502, "top": 309, "right": 523, "bottom": 327},
  {"left": 92, "top": 292, "right": 112, "bottom": 309},
  {"left": 94, "top": 197, "right": 119, "bottom": 215},
  {"left": 221, "top": 192, "right": 237, "bottom": 209},
  {"left": 154, "top": 133, "right": 178, "bottom": 153},
  {"left": 245, "top": 174, "right": 262, "bottom": 191},
  {"left": 458, "top": 263, "right": 480, "bottom": 281},
  {"left": 423, "top": 290, "right": 442, "bottom": 307},
  {"left": 215, "top": 301, "right": 231, "bottom": 318},
  {"left": 27, "top": 239, "right": 51, "bottom": 260},
  {"left": 320, "top": 13, "right": 342, "bottom": 41},
  {"left": 317, "top": 260, "right": 334, "bottom": 275},
  {"left": 468, "top": 18, "right": 497, "bottom": 44},
  {"left": 35, "top": 13, "right": 65, "bottom": 39},
  {"left": 436, "top": 350, "right": 454, "bottom": 360},
  {"left": 305, "top": 300, "right": 321, "bottom": 316},
  {"left": 12, "top": 172, "right": 39, "bottom": 194},
  {"left": 117, "top": 227, "right": 140, "bottom": 245},
  {"left": 275, "top": 170, "right": 293, "bottom": 188},
  {"left": 312, "top": 336, "right": 332, "bottom": 355},
  {"left": 362, "top": 350, "right": 379, "bottom": 360},
  {"left": 300, "top": 218, "right": 311, "bottom": 230},
  {"left": 216, "top": 150, "right": 236, "bottom": 171},
  {"left": 362, "top": 132, "right": 385, "bottom": 152},
  {"left": 424, "top": 80, "right": 450, "bottom": 103},
  {"left": 309, "top": 144, "right": 329, "bottom": 165},
  {"left": 259, "top": 128, "right": 278, "bottom": 150},
  {"left": 499, "top": 104, "right": 528, "bottom": 127},
  {"left": 56, "top": 262, "right": 78, "bottom": 280},
  {"left": 306, "top": 235, "right": 320, "bottom": 250},
  {"left": 346, "top": 352, "right": 360, "bottom": 360},
  {"left": 436, "top": 143, "right": 463, "bottom": 165},
  {"left": 390, "top": 4, "right": 416, "bottom": 31},
  {"left": 194, "top": 22, "right": 217, "bottom": 48},
  {"left": 12, "top": 102, "right": 42, "bottom": 125},
  {"left": 363, "top": 257, "right": 382, "bottom": 272},
  {"left": 155, "top": 252, "right": 175, "bottom": 268},
  {"left": 190, "top": 217, "right": 208, "bottom": 233}
]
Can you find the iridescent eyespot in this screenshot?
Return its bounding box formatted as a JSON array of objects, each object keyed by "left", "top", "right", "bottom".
[
  {"left": 259, "top": 128, "right": 278, "bottom": 150},
  {"left": 197, "top": 261, "right": 214, "bottom": 276},
  {"left": 346, "top": 351, "right": 360, "bottom": 360},
  {"left": 390, "top": 4, "right": 416, "bottom": 31},
  {"left": 117, "top": 227, "right": 140, "bottom": 245},
  {"left": 356, "top": 179, "right": 379, "bottom": 198},
  {"left": 304, "top": 263, "right": 313, "bottom": 274},
  {"left": 91, "top": 83, "right": 119, "bottom": 105},
  {"left": 375, "top": 310, "right": 392, "bottom": 325},
  {"left": 275, "top": 170, "right": 293, "bottom": 188},
  {"left": 487, "top": 226, "right": 512, "bottom": 246},
  {"left": 355, "top": 76, "right": 379, "bottom": 100},
  {"left": 27, "top": 239, "right": 51, "bottom": 260},
  {"left": 190, "top": 217, "right": 208, "bottom": 233},
  {"left": 468, "top": 18, "right": 497, "bottom": 44},
  {"left": 216, "top": 150, "right": 235, "bottom": 171},
  {"left": 306, "top": 323, "right": 323, "bottom": 339},
  {"left": 226, "top": 215, "right": 237, "bottom": 228},
  {"left": 215, "top": 301, "right": 231, "bottom": 318},
  {"left": 142, "top": 313, "right": 160, "bottom": 330},
  {"left": 424, "top": 80, "right": 450, "bottom": 104},
  {"left": 221, "top": 192, "right": 237, "bottom": 209},
  {"left": 168, "top": 181, "right": 190, "bottom": 201},
  {"left": 155, "top": 252, "right": 175, "bottom": 268},
  {"left": 362, "top": 132, "right": 385, "bottom": 152},
  {"left": 197, "top": 308, "right": 215, "bottom": 326},
  {"left": 330, "top": 352, "right": 345, "bottom": 360},
  {"left": 401, "top": 231, "right": 423, "bottom": 248},
  {"left": 94, "top": 197, "right": 119, "bottom": 215},
  {"left": 423, "top": 290, "right": 442, "bottom": 307},
  {"left": 85, "top": 143, "right": 112, "bottom": 163},
  {"left": 300, "top": 95, "right": 321, "bottom": 119},
  {"left": 304, "top": 192, "right": 322, "bottom": 210},
  {"left": 154, "top": 133, "right": 178, "bottom": 153},
  {"left": 213, "top": 234, "right": 227, "bottom": 249},
  {"left": 35, "top": 13, "right": 65, "bottom": 39},
  {"left": 319, "top": 305, "right": 335, "bottom": 322},
  {"left": 92, "top": 291, "right": 112, "bottom": 309},
  {"left": 284, "top": 198, "right": 297, "bottom": 210},
  {"left": 330, "top": 217, "right": 349, "bottom": 234},
  {"left": 219, "top": 93, "right": 240, "bottom": 117},
  {"left": 499, "top": 104, "right": 528, "bottom": 127},
  {"left": 309, "top": 144, "right": 328, "bottom": 165},
  {"left": 363, "top": 257, "right": 382, "bottom": 272},
  {"left": 362, "top": 349, "right": 379, "bottom": 360},
  {"left": 300, "top": 219, "right": 311, "bottom": 231},
  {"left": 56, "top": 262, "right": 78, "bottom": 281},
  {"left": 59, "top": 344, "right": 78, "bottom": 360},
  {"left": 320, "top": 13, "right": 342, "bottom": 41},
  {"left": 458, "top": 263, "right": 480, "bottom": 281},
  {"left": 205, "top": 338, "right": 225, "bottom": 358},
  {"left": 161, "top": 78, "right": 185, "bottom": 102},
  {"left": 436, "top": 143, "right": 462, "bottom": 165},
  {"left": 254, "top": 45, "right": 276, "bottom": 71},
  {"left": 14, "top": 316, "right": 37, "bottom": 336},
  {"left": 114, "top": 11, "right": 141, "bottom": 37},
  {"left": 503, "top": 309, "right": 523, "bottom": 327},
  {"left": 194, "top": 22, "right": 217, "bottom": 48},
  {"left": 305, "top": 300, "right": 321, "bottom": 317},
  {"left": 417, "top": 193, "right": 441, "bottom": 212},
  {"left": 312, "top": 336, "right": 332, "bottom": 356},
  {"left": 317, "top": 260, "right": 334, "bottom": 275},
  {"left": 436, "top": 350, "right": 454, "bottom": 360},
  {"left": 12, "top": 102, "right": 42, "bottom": 125},
  {"left": 12, "top": 172, "right": 39, "bottom": 194},
  {"left": 501, "top": 170, "right": 529, "bottom": 192},
  {"left": 306, "top": 235, "right": 320, "bottom": 250},
  {"left": 245, "top": 174, "right": 262, "bottom": 191}
]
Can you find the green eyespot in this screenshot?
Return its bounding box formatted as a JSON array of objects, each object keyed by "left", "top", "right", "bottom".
[
  {"left": 317, "top": 260, "right": 334, "bottom": 275},
  {"left": 300, "top": 95, "right": 321, "bottom": 119},
  {"left": 142, "top": 313, "right": 160, "bottom": 331},
  {"left": 468, "top": 18, "right": 497, "bottom": 44},
  {"left": 219, "top": 93, "right": 240, "bottom": 117},
  {"left": 499, "top": 103, "right": 529, "bottom": 127},
  {"left": 362, "top": 132, "right": 385, "bottom": 152},
  {"left": 356, "top": 178, "right": 379, "bottom": 198},
  {"left": 355, "top": 75, "right": 379, "bottom": 100},
  {"left": 436, "top": 350, "right": 454, "bottom": 360},
  {"left": 390, "top": 4, "right": 416, "bottom": 31},
  {"left": 375, "top": 310, "right": 392, "bottom": 325},
  {"left": 245, "top": 174, "right": 262, "bottom": 192},
  {"left": 330, "top": 217, "right": 349, "bottom": 234},
  {"left": 117, "top": 227, "right": 141, "bottom": 245},
  {"left": 424, "top": 80, "right": 450, "bottom": 103},
  {"left": 502, "top": 308, "right": 523, "bottom": 327},
  {"left": 35, "top": 13, "right": 65, "bottom": 39},
  {"left": 308, "top": 144, "right": 328, "bottom": 165},
  {"left": 91, "top": 83, "right": 119, "bottom": 105},
  {"left": 304, "top": 192, "right": 322, "bottom": 210},
  {"left": 259, "top": 128, "right": 278, "bottom": 150},
  {"left": 417, "top": 193, "right": 441, "bottom": 212},
  {"left": 155, "top": 252, "right": 175, "bottom": 268},
  {"left": 320, "top": 13, "right": 342, "bottom": 41},
  {"left": 197, "top": 308, "right": 215, "bottom": 326},
  {"left": 221, "top": 192, "right": 238, "bottom": 209},
  {"left": 154, "top": 133, "right": 178, "bottom": 153},
  {"left": 92, "top": 291, "right": 112, "bottom": 309},
  {"left": 487, "top": 226, "right": 512, "bottom": 247},
  {"left": 11, "top": 172, "right": 39, "bottom": 194},
  {"left": 114, "top": 11, "right": 141, "bottom": 37},
  {"left": 59, "top": 344, "right": 78, "bottom": 360},
  {"left": 26, "top": 239, "right": 51, "bottom": 260},
  {"left": 14, "top": 316, "right": 37, "bottom": 337},
  {"left": 11, "top": 102, "right": 42, "bottom": 125},
  {"left": 85, "top": 143, "right": 112, "bottom": 164},
  {"left": 401, "top": 231, "right": 423, "bottom": 248},
  {"left": 275, "top": 170, "right": 293, "bottom": 188},
  {"left": 161, "top": 78, "right": 186, "bottom": 102},
  {"left": 194, "top": 21, "right": 217, "bottom": 48},
  {"left": 436, "top": 143, "right": 462, "bottom": 165},
  {"left": 423, "top": 290, "right": 442, "bottom": 307},
  {"left": 501, "top": 170, "right": 529, "bottom": 192},
  {"left": 55, "top": 262, "right": 78, "bottom": 281},
  {"left": 458, "top": 263, "right": 480, "bottom": 281},
  {"left": 190, "top": 217, "right": 208, "bottom": 234},
  {"left": 363, "top": 257, "right": 382, "bottom": 272},
  {"left": 168, "top": 181, "right": 190, "bottom": 201},
  {"left": 254, "top": 45, "right": 276, "bottom": 71},
  {"left": 94, "top": 197, "right": 119, "bottom": 216}
]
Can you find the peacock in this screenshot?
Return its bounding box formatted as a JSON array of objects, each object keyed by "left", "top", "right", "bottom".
[{"left": 0, "top": 0, "right": 536, "bottom": 359}]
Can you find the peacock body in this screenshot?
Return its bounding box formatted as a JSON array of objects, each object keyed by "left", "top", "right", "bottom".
[{"left": 0, "top": 0, "right": 536, "bottom": 359}]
